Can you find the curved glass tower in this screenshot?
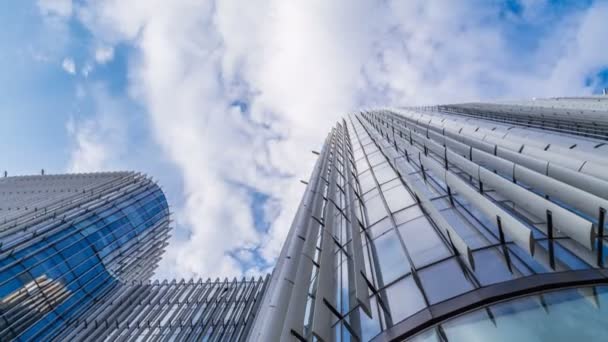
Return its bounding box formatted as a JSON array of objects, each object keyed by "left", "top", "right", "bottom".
[
  {"left": 249, "top": 96, "right": 608, "bottom": 341},
  {"left": 0, "top": 172, "right": 267, "bottom": 341}
]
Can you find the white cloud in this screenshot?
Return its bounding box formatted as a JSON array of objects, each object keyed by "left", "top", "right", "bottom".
[
  {"left": 61, "top": 57, "right": 76, "bottom": 74},
  {"left": 73, "top": 0, "right": 608, "bottom": 279},
  {"left": 67, "top": 85, "right": 128, "bottom": 172},
  {"left": 95, "top": 46, "right": 114, "bottom": 64},
  {"left": 37, "top": 0, "right": 72, "bottom": 17}
]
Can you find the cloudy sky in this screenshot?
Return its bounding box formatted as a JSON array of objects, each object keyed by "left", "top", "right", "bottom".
[{"left": 2, "top": 0, "right": 607, "bottom": 279}]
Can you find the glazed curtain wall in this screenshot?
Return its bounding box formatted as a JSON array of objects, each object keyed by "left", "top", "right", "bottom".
[{"left": 0, "top": 173, "right": 170, "bottom": 341}]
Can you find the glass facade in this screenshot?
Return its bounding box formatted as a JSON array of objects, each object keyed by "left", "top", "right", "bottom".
[
  {"left": 2, "top": 96, "right": 608, "bottom": 341},
  {"left": 0, "top": 172, "right": 267, "bottom": 341},
  {"left": 249, "top": 97, "right": 608, "bottom": 342},
  {"left": 409, "top": 286, "right": 608, "bottom": 342}
]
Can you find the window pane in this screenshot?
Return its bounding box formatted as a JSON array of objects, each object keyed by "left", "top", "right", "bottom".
[
  {"left": 365, "top": 194, "right": 387, "bottom": 226},
  {"left": 383, "top": 185, "right": 415, "bottom": 213},
  {"left": 399, "top": 217, "right": 450, "bottom": 267},
  {"left": 394, "top": 206, "right": 424, "bottom": 226},
  {"left": 371, "top": 230, "right": 409, "bottom": 286},
  {"left": 381, "top": 276, "right": 426, "bottom": 325},
  {"left": 418, "top": 258, "right": 473, "bottom": 304},
  {"left": 440, "top": 286, "right": 608, "bottom": 342}
]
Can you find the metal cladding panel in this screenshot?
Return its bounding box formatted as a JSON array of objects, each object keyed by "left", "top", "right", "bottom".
[
  {"left": 0, "top": 172, "right": 174, "bottom": 341},
  {"left": 409, "top": 155, "right": 474, "bottom": 269},
  {"left": 496, "top": 146, "right": 548, "bottom": 174},
  {"left": 548, "top": 163, "right": 608, "bottom": 200},
  {"left": 280, "top": 137, "right": 333, "bottom": 340},
  {"left": 446, "top": 171, "right": 535, "bottom": 255},
  {"left": 479, "top": 167, "right": 595, "bottom": 250},
  {"left": 446, "top": 150, "right": 479, "bottom": 180},
  {"left": 57, "top": 276, "right": 268, "bottom": 342},
  {"left": 471, "top": 149, "right": 515, "bottom": 180},
  {"left": 522, "top": 146, "right": 586, "bottom": 171},
  {"left": 445, "top": 135, "right": 472, "bottom": 159},
  {"left": 580, "top": 162, "right": 608, "bottom": 182},
  {"left": 514, "top": 165, "right": 608, "bottom": 221}
]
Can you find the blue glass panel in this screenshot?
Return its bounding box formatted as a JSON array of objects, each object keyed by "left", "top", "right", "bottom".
[
  {"left": 418, "top": 258, "right": 473, "bottom": 304},
  {"left": 440, "top": 286, "right": 608, "bottom": 342},
  {"left": 372, "top": 230, "right": 410, "bottom": 286}
]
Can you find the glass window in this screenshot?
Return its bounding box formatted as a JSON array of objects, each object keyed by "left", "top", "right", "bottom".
[
  {"left": 418, "top": 259, "right": 473, "bottom": 304},
  {"left": 381, "top": 276, "right": 426, "bottom": 325},
  {"left": 394, "top": 206, "right": 424, "bottom": 226},
  {"left": 383, "top": 185, "right": 415, "bottom": 213},
  {"left": 440, "top": 208, "right": 493, "bottom": 249},
  {"left": 408, "top": 328, "right": 441, "bottom": 342},
  {"left": 399, "top": 217, "right": 450, "bottom": 267},
  {"left": 368, "top": 151, "right": 387, "bottom": 167},
  {"left": 364, "top": 194, "right": 387, "bottom": 226},
  {"left": 367, "top": 217, "right": 393, "bottom": 240},
  {"left": 472, "top": 248, "right": 518, "bottom": 286},
  {"left": 438, "top": 286, "right": 608, "bottom": 342},
  {"left": 358, "top": 170, "right": 376, "bottom": 194},
  {"left": 371, "top": 230, "right": 409, "bottom": 286},
  {"left": 373, "top": 163, "right": 398, "bottom": 184}
]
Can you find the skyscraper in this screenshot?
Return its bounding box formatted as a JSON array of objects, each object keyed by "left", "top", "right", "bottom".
[
  {"left": 249, "top": 96, "right": 608, "bottom": 341},
  {"left": 2, "top": 96, "right": 608, "bottom": 341},
  {"left": 0, "top": 172, "right": 266, "bottom": 341}
]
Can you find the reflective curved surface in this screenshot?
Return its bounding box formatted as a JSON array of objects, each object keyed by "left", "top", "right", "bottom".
[{"left": 407, "top": 286, "right": 608, "bottom": 342}]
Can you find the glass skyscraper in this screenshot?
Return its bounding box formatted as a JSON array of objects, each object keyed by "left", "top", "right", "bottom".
[
  {"left": 0, "top": 172, "right": 266, "bottom": 341},
  {"left": 249, "top": 96, "right": 608, "bottom": 341},
  {"left": 1, "top": 96, "right": 608, "bottom": 341}
]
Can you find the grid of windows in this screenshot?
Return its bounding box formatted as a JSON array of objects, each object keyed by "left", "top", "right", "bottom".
[
  {"left": 249, "top": 97, "right": 608, "bottom": 342},
  {"left": 0, "top": 172, "right": 172, "bottom": 341}
]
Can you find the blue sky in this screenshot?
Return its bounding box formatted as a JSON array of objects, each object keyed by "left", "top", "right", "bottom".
[{"left": 1, "top": 0, "right": 607, "bottom": 279}]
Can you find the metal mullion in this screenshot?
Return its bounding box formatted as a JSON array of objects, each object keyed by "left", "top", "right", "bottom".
[
  {"left": 351, "top": 114, "right": 435, "bottom": 324},
  {"left": 276, "top": 134, "right": 333, "bottom": 340},
  {"left": 0, "top": 183, "right": 162, "bottom": 282},
  {"left": 378, "top": 114, "right": 538, "bottom": 267},
  {"left": 154, "top": 280, "right": 189, "bottom": 331},
  {"left": 342, "top": 118, "right": 373, "bottom": 318},
  {"left": 167, "top": 280, "right": 201, "bottom": 328},
  {"left": 173, "top": 280, "right": 213, "bottom": 342},
  {"left": 222, "top": 279, "right": 255, "bottom": 341},
  {"left": 364, "top": 114, "right": 479, "bottom": 274},
  {"left": 0, "top": 200, "right": 166, "bottom": 308},
  {"left": 185, "top": 280, "right": 229, "bottom": 341},
  {"left": 181, "top": 280, "right": 222, "bottom": 340},
  {"left": 140, "top": 281, "right": 178, "bottom": 331},
  {"left": 0, "top": 173, "right": 139, "bottom": 237},
  {"left": 50, "top": 282, "right": 130, "bottom": 340},
  {"left": 61, "top": 283, "right": 137, "bottom": 340},
  {"left": 204, "top": 279, "right": 240, "bottom": 340},
  {"left": 96, "top": 282, "right": 158, "bottom": 337},
  {"left": 311, "top": 131, "right": 341, "bottom": 341},
  {"left": 239, "top": 275, "right": 269, "bottom": 342},
  {"left": 110, "top": 283, "right": 165, "bottom": 342},
  {"left": 366, "top": 111, "right": 541, "bottom": 277}
]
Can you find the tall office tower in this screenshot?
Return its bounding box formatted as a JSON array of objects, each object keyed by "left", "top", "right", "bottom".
[
  {"left": 0, "top": 172, "right": 267, "bottom": 341},
  {"left": 249, "top": 97, "right": 608, "bottom": 341}
]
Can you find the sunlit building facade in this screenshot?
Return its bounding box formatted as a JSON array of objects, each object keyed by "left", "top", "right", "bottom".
[{"left": 249, "top": 96, "right": 608, "bottom": 341}]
